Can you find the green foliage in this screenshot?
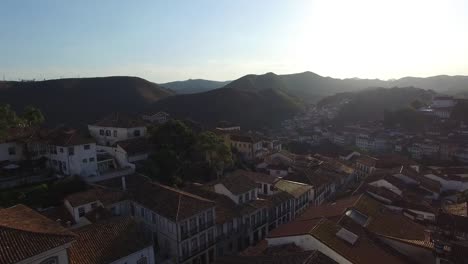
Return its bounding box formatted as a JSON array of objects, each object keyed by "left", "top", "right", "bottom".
[
  {"left": 0, "top": 104, "right": 20, "bottom": 137},
  {"left": 0, "top": 104, "right": 45, "bottom": 138},
  {"left": 0, "top": 176, "right": 87, "bottom": 208},
  {"left": 22, "top": 105, "right": 45, "bottom": 127},
  {"left": 143, "top": 120, "right": 233, "bottom": 186}
]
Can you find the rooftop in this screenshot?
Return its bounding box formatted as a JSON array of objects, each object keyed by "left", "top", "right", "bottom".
[
  {"left": 274, "top": 179, "right": 312, "bottom": 198},
  {"left": 218, "top": 170, "right": 259, "bottom": 195},
  {"left": 92, "top": 113, "right": 146, "bottom": 128},
  {"left": 0, "top": 204, "right": 76, "bottom": 264},
  {"left": 69, "top": 217, "right": 152, "bottom": 264},
  {"left": 115, "top": 137, "right": 150, "bottom": 155},
  {"left": 132, "top": 182, "right": 215, "bottom": 222},
  {"left": 65, "top": 187, "right": 127, "bottom": 207}
]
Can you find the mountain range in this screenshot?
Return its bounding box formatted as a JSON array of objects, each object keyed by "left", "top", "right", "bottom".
[
  {"left": 1, "top": 72, "right": 468, "bottom": 129},
  {"left": 160, "top": 79, "right": 230, "bottom": 94}
]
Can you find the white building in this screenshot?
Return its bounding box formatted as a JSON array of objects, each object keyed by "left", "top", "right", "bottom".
[
  {"left": 142, "top": 111, "right": 170, "bottom": 124},
  {"left": 42, "top": 129, "right": 99, "bottom": 180},
  {"left": 88, "top": 113, "right": 147, "bottom": 146},
  {"left": 229, "top": 134, "right": 263, "bottom": 161}
]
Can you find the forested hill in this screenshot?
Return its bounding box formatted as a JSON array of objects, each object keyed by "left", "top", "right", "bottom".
[
  {"left": 318, "top": 87, "right": 435, "bottom": 123},
  {"left": 0, "top": 76, "right": 173, "bottom": 127},
  {"left": 152, "top": 72, "right": 304, "bottom": 129}
]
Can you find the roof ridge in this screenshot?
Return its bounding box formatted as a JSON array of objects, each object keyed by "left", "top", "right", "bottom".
[
  {"left": 152, "top": 182, "right": 215, "bottom": 203},
  {"left": 175, "top": 194, "right": 182, "bottom": 221},
  {"left": 0, "top": 224, "right": 76, "bottom": 238}
]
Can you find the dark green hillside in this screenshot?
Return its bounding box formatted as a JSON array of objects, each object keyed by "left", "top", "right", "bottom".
[{"left": 0, "top": 76, "right": 173, "bottom": 126}]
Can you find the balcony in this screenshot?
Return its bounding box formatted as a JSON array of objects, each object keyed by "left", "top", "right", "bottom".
[{"left": 180, "top": 240, "right": 215, "bottom": 262}]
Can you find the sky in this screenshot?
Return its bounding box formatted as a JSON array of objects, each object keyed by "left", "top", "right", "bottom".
[{"left": 1, "top": 0, "right": 468, "bottom": 83}]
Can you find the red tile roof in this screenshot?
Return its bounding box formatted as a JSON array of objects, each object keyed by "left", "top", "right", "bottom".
[
  {"left": 132, "top": 182, "right": 215, "bottom": 222},
  {"left": 69, "top": 217, "right": 152, "bottom": 264},
  {"left": 297, "top": 195, "right": 361, "bottom": 222},
  {"left": 219, "top": 170, "right": 259, "bottom": 195},
  {"left": 65, "top": 187, "right": 127, "bottom": 207},
  {"left": 0, "top": 204, "right": 76, "bottom": 264},
  {"left": 268, "top": 218, "right": 323, "bottom": 238}
]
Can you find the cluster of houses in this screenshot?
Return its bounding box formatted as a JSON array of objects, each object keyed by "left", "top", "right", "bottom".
[
  {"left": 2, "top": 113, "right": 468, "bottom": 264},
  {"left": 0, "top": 112, "right": 173, "bottom": 189}
]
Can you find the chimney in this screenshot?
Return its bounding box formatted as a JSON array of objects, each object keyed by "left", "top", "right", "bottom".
[{"left": 121, "top": 176, "right": 127, "bottom": 191}]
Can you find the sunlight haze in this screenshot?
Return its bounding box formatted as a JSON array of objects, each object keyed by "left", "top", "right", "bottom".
[{"left": 1, "top": 0, "right": 467, "bottom": 82}]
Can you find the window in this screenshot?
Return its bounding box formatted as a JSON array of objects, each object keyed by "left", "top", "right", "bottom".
[
  {"left": 137, "top": 256, "right": 148, "bottom": 264},
  {"left": 99, "top": 129, "right": 104, "bottom": 135},
  {"left": 82, "top": 159, "right": 87, "bottom": 163},
  {"left": 78, "top": 207, "right": 85, "bottom": 217},
  {"left": 59, "top": 148, "right": 63, "bottom": 153},
  {"left": 251, "top": 190, "right": 255, "bottom": 199},
  {"left": 181, "top": 241, "right": 189, "bottom": 257},
  {"left": 190, "top": 217, "right": 197, "bottom": 232},
  {"left": 40, "top": 257, "right": 58, "bottom": 264},
  {"left": 199, "top": 233, "right": 206, "bottom": 249},
  {"left": 199, "top": 214, "right": 206, "bottom": 229},
  {"left": 140, "top": 207, "right": 145, "bottom": 218},
  {"left": 89, "top": 157, "right": 95, "bottom": 162},
  {"left": 105, "top": 130, "right": 111, "bottom": 136},
  {"left": 207, "top": 210, "right": 213, "bottom": 224},
  {"left": 113, "top": 130, "right": 117, "bottom": 137},
  {"left": 84, "top": 144, "right": 90, "bottom": 150},
  {"left": 191, "top": 237, "right": 198, "bottom": 253},
  {"left": 134, "top": 129, "right": 141, "bottom": 137},
  {"left": 207, "top": 229, "right": 214, "bottom": 244},
  {"left": 345, "top": 209, "right": 369, "bottom": 226},
  {"left": 8, "top": 146, "right": 16, "bottom": 155},
  {"left": 245, "top": 193, "right": 249, "bottom": 201},
  {"left": 68, "top": 146, "right": 74, "bottom": 156},
  {"left": 239, "top": 195, "right": 244, "bottom": 204}
]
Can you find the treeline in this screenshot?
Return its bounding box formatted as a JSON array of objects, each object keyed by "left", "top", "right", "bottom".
[{"left": 141, "top": 120, "right": 233, "bottom": 186}]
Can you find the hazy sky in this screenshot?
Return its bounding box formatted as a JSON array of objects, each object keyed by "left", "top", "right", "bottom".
[{"left": 1, "top": 0, "right": 467, "bottom": 82}]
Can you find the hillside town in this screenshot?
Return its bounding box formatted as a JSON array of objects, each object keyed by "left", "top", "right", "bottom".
[{"left": 2, "top": 93, "right": 468, "bottom": 264}]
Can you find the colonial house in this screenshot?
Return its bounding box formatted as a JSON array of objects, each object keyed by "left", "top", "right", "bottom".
[
  {"left": 273, "top": 179, "right": 313, "bottom": 216},
  {"left": 213, "top": 171, "right": 269, "bottom": 245},
  {"left": 229, "top": 134, "right": 263, "bottom": 161},
  {"left": 423, "top": 166, "right": 468, "bottom": 192},
  {"left": 88, "top": 113, "right": 147, "bottom": 146},
  {"left": 0, "top": 204, "right": 76, "bottom": 264},
  {"left": 128, "top": 179, "right": 217, "bottom": 264},
  {"left": 41, "top": 128, "right": 99, "bottom": 180},
  {"left": 63, "top": 186, "right": 128, "bottom": 224},
  {"left": 0, "top": 128, "right": 33, "bottom": 162},
  {"left": 142, "top": 111, "right": 170, "bottom": 124}
]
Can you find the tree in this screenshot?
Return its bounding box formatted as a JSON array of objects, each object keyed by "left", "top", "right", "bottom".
[
  {"left": 194, "top": 131, "right": 233, "bottom": 176},
  {"left": 0, "top": 104, "right": 19, "bottom": 137},
  {"left": 143, "top": 120, "right": 234, "bottom": 185},
  {"left": 21, "top": 105, "right": 45, "bottom": 127}
]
